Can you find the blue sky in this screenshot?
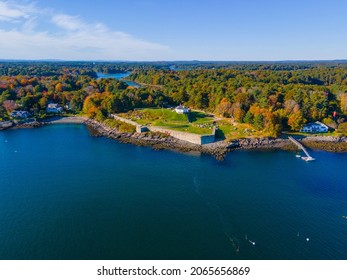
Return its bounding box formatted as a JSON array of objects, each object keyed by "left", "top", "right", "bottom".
[{"left": 0, "top": 0, "right": 347, "bottom": 61}]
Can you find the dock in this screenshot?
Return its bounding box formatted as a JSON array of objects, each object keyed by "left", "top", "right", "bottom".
[{"left": 288, "top": 136, "right": 315, "bottom": 161}]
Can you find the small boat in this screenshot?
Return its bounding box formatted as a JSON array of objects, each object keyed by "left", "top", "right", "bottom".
[
  {"left": 295, "top": 155, "right": 301, "bottom": 158},
  {"left": 301, "top": 156, "right": 315, "bottom": 162}
]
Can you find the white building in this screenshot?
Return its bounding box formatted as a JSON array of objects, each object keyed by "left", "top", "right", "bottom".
[
  {"left": 300, "top": 121, "right": 329, "bottom": 133},
  {"left": 175, "top": 105, "right": 189, "bottom": 114},
  {"left": 46, "top": 103, "right": 63, "bottom": 113},
  {"left": 10, "top": 111, "right": 30, "bottom": 118}
]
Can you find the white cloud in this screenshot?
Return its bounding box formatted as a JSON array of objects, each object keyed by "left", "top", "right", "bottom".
[
  {"left": 0, "top": 1, "right": 36, "bottom": 22},
  {"left": 51, "top": 14, "right": 85, "bottom": 31},
  {"left": 0, "top": 1, "right": 169, "bottom": 60}
]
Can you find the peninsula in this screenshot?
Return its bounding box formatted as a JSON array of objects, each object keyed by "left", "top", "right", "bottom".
[{"left": 1, "top": 61, "right": 347, "bottom": 159}]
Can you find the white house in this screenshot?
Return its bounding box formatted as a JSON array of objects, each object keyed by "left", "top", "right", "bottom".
[
  {"left": 300, "top": 121, "right": 329, "bottom": 133},
  {"left": 10, "top": 110, "right": 30, "bottom": 118},
  {"left": 46, "top": 103, "right": 63, "bottom": 113},
  {"left": 175, "top": 105, "right": 189, "bottom": 114}
]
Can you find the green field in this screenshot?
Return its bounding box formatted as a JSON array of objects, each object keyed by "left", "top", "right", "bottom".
[
  {"left": 118, "top": 108, "right": 272, "bottom": 138},
  {"left": 120, "top": 108, "right": 215, "bottom": 135},
  {"left": 216, "top": 120, "right": 270, "bottom": 140}
]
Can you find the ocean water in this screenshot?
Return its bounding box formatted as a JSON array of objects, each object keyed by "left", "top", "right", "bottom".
[{"left": 0, "top": 124, "right": 346, "bottom": 260}]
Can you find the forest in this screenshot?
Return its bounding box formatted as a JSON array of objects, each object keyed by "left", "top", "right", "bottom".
[{"left": 1, "top": 61, "right": 347, "bottom": 137}]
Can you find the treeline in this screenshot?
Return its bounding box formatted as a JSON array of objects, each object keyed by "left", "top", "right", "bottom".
[
  {"left": 128, "top": 68, "right": 347, "bottom": 136},
  {"left": 0, "top": 61, "right": 168, "bottom": 77},
  {"left": 0, "top": 62, "right": 99, "bottom": 77}
]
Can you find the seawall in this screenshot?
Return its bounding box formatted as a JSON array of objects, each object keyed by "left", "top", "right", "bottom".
[{"left": 112, "top": 114, "right": 215, "bottom": 145}]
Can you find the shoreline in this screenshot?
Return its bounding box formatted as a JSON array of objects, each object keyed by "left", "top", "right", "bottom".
[
  {"left": 2, "top": 116, "right": 346, "bottom": 159},
  {"left": 44, "top": 116, "right": 88, "bottom": 124},
  {"left": 84, "top": 119, "right": 347, "bottom": 159},
  {"left": 2, "top": 116, "right": 88, "bottom": 130}
]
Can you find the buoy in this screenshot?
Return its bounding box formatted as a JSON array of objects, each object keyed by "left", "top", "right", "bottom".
[
  {"left": 306, "top": 238, "right": 310, "bottom": 242},
  {"left": 248, "top": 240, "right": 256, "bottom": 245}
]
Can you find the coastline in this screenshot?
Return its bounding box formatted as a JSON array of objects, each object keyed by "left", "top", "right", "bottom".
[
  {"left": 84, "top": 119, "right": 347, "bottom": 159},
  {"left": 1, "top": 116, "right": 88, "bottom": 130},
  {"left": 44, "top": 116, "right": 88, "bottom": 124},
  {"left": 2, "top": 116, "right": 346, "bottom": 159}
]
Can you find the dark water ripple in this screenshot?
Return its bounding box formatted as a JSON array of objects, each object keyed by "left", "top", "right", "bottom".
[{"left": 0, "top": 125, "right": 346, "bottom": 259}]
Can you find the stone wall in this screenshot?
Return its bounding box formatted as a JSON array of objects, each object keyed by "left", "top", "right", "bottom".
[
  {"left": 149, "top": 126, "right": 215, "bottom": 145},
  {"left": 111, "top": 114, "right": 216, "bottom": 145},
  {"left": 111, "top": 115, "right": 139, "bottom": 127},
  {"left": 201, "top": 134, "right": 216, "bottom": 145}
]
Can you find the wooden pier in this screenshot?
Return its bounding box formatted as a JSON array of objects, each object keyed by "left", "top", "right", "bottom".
[{"left": 288, "top": 136, "right": 315, "bottom": 161}]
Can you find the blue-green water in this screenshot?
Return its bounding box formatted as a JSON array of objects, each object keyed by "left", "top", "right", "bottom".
[
  {"left": 0, "top": 125, "right": 346, "bottom": 260},
  {"left": 96, "top": 72, "right": 140, "bottom": 87}
]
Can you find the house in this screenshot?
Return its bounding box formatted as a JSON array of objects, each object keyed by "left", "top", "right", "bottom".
[
  {"left": 10, "top": 110, "right": 30, "bottom": 119},
  {"left": 46, "top": 103, "right": 63, "bottom": 113},
  {"left": 175, "top": 105, "right": 189, "bottom": 114},
  {"left": 300, "top": 121, "right": 329, "bottom": 133}
]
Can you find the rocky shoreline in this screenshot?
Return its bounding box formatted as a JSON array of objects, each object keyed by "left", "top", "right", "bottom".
[
  {"left": 85, "top": 119, "right": 347, "bottom": 159},
  {"left": 2, "top": 117, "right": 346, "bottom": 159},
  {"left": 86, "top": 120, "right": 347, "bottom": 160},
  {"left": 85, "top": 119, "right": 230, "bottom": 160},
  {"left": 2, "top": 120, "right": 45, "bottom": 129},
  {"left": 302, "top": 136, "right": 347, "bottom": 152}
]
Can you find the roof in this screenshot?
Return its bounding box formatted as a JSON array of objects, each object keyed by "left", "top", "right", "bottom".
[
  {"left": 303, "top": 121, "right": 328, "bottom": 128},
  {"left": 315, "top": 121, "right": 328, "bottom": 128}
]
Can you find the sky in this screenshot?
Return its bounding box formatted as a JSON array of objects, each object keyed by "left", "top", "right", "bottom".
[{"left": 0, "top": 0, "right": 347, "bottom": 61}]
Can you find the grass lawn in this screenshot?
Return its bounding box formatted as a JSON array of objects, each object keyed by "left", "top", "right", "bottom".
[
  {"left": 119, "top": 108, "right": 291, "bottom": 138},
  {"left": 120, "top": 108, "right": 215, "bottom": 135},
  {"left": 216, "top": 120, "right": 270, "bottom": 140}
]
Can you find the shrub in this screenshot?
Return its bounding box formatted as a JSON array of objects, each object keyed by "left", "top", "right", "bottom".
[{"left": 337, "top": 122, "right": 347, "bottom": 134}]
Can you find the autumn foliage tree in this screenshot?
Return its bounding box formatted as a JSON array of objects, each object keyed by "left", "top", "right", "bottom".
[
  {"left": 216, "top": 98, "right": 232, "bottom": 117},
  {"left": 340, "top": 93, "right": 347, "bottom": 113},
  {"left": 288, "top": 111, "right": 305, "bottom": 131},
  {"left": 2, "top": 100, "right": 16, "bottom": 112}
]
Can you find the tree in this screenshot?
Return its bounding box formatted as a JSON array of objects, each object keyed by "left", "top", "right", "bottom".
[
  {"left": 55, "top": 83, "right": 64, "bottom": 93},
  {"left": 2, "top": 100, "right": 16, "bottom": 112},
  {"left": 243, "top": 111, "right": 254, "bottom": 124},
  {"left": 288, "top": 112, "right": 305, "bottom": 131},
  {"left": 338, "top": 122, "right": 347, "bottom": 134},
  {"left": 253, "top": 114, "right": 264, "bottom": 129},
  {"left": 38, "top": 97, "right": 48, "bottom": 109},
  {"left": 322, "top": 117, "right": 337, "bottom": 129},
  {"left": 284, "top": 99, "right": 300, "bottom": 114},
  {"left": 216, "top": 98, "right": 232, "bottom": 117},
  {"left": 101, "top": 93, "right": 116, "bottom": 114},
  {"left": 340, "top": 93, "right": 347, "bottom": 113}
]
